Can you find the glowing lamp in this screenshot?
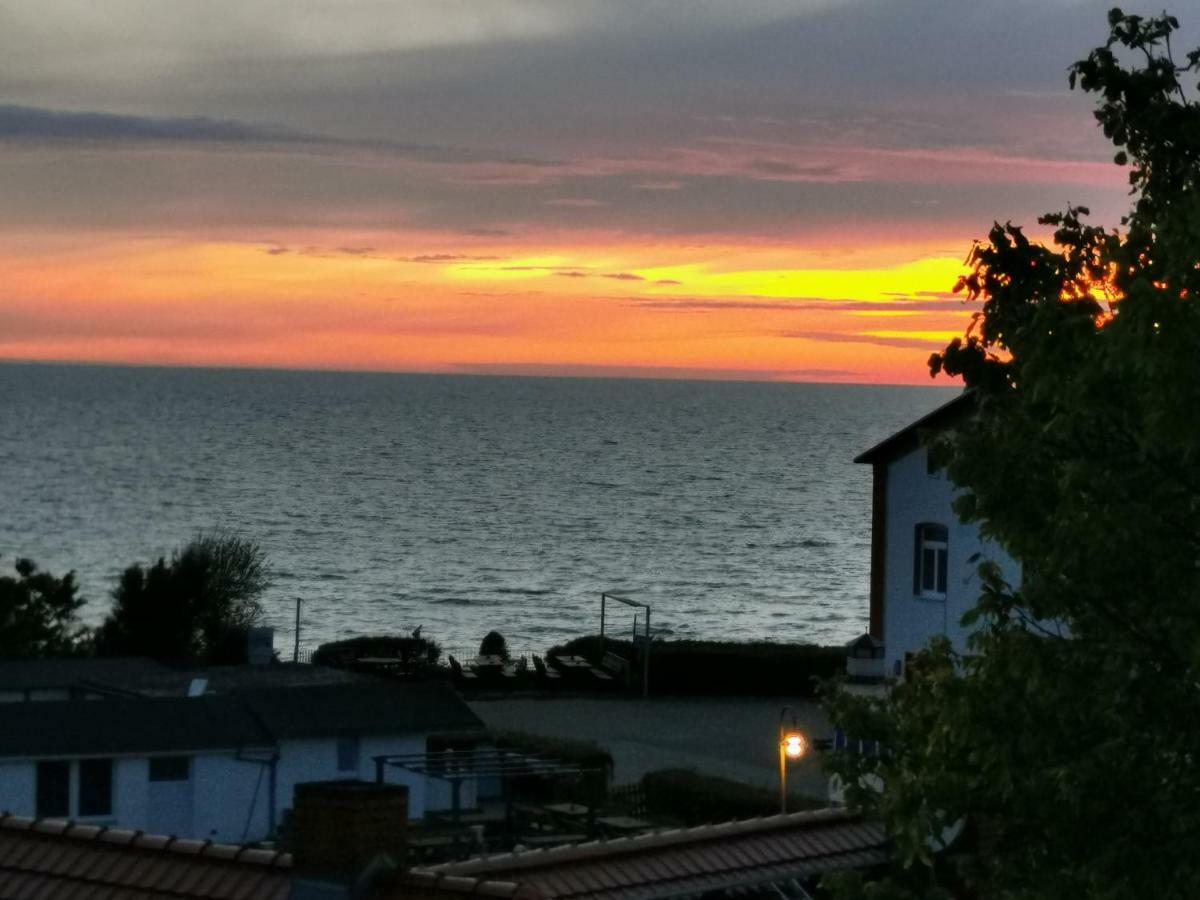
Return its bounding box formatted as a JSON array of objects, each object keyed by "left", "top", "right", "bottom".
[{"left": 783, "top": 733, "right": 807, "bottom": 760}]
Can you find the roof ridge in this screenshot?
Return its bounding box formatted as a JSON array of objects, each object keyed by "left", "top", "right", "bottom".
[
  {"left": 426, "top": 807, "right": 858, "bottom": 875},
  {"left": 0, "top": 811, "right": 292, "bottom": 868}
]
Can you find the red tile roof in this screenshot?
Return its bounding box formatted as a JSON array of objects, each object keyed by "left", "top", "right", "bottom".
[
  {"left": 407, "top": 808, "right": 887, "bottom": 900},
  {"left": 0, "top": 813, "right": 292, "bottom": 900}
]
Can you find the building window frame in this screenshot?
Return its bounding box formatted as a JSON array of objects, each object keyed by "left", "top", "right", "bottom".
[
  {"left": 148, "top": 756, "right": 191, "bottom": 782},
  {"left": 78, "top": 758, "right": 114, "bottom": 817},
  {"left": 914, "top": 522, "right": 949, "bottom": 599},
  {"left": 35, "top": 760, "right": 70, "bottom": 818},
  {"left": 336, "top": 735, "right": 360, "bottom": 773}
]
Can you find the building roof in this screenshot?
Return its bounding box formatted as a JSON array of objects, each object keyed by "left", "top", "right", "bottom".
[
  {"left": 411, "top": 808, "right": 888, "bottom": 900},
  {"left": 0, "top": 694, "right": 274, "bottom": 759},
  {"left": 244, "top": 681, "right": 486, "bottom": 740},
  {"left": 0, "top": 656, "right": 378, "bottom": 699},
  {"left": 853, "top": 393, "right": 973, "bottom": 466},
  {"left": 0, "top": 657, "right": 172, "bottom": 695},
  {"left": 0, "top": 680, "right": 484, "bottom": 759},
  {"left": 0, "top": 812, "right": 291, "bottom": 900}
]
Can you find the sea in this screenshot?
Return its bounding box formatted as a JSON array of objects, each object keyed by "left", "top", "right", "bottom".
[{"left": 0, "top": 362, "right": 957, "bottom": 656}]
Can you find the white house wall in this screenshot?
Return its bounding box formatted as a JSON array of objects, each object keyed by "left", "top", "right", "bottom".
[
  {"left": 0, "top": 761, "right": 33, "bottom": 814},
  {"left": 0, "top": 734, "right": 477, "bottom": 841},
  {"left": 190, "top": 753, "right": 272, "bottom": 842},
  {"left": 883, "top": 445, "right": 1020, "bottom": 673}
]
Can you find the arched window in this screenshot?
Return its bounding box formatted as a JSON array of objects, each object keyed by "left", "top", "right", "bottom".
[{"left": 914, "top": 523, "right": 948, "bottom": 598}]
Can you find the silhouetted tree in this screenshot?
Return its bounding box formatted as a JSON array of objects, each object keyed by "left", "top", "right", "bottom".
[
  {"left": 479, "top": 630, "right": 510, "bottom": 661},
  {"left": 824, "top": 10, "right": 1200, "bottom": 899},
  {"left": 0, "top": 557, "right": 88, "bottom": 658},
  {"left": 95, "top": 531, "right": 270, "bottom": 664}
]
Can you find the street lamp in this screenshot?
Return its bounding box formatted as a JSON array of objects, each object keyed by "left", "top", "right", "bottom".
[{"left": 778, "top": 706, "right": 808, "bottom": 814}]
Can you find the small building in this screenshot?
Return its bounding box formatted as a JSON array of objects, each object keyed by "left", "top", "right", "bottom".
[
  {"left": 0, "top": 680, "right": 484, "bottom": 842},
  {"left": 854, "top": 394, "right": 1020, "bottom": 677}
]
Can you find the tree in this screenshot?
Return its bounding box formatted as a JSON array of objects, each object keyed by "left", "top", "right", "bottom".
[
  {"left": 824, "top": 10, "right": 1200, "bottom": 898},
  {"left": 0, "top": 557, "right": 88, "bottom": 658},
  {"left": 95, "top": 530, "right": 270, "bottom": 664}
]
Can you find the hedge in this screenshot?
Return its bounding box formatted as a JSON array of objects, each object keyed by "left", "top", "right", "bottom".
[
  {"left": 641, "top": 768, "right": 825, "bottom": 825},
  {"left": 548, "top": 635, "right": 843, "bottom": 696},
  {"left": 311, "top": 633, "right": 442, "bottom": 671}
]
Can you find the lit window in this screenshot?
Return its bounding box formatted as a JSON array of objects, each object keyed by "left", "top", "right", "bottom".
[
  {"left": 914, "top": 523, "right": 949, "bottom": 598},
  {"left": 78, "top": 759, "right": 113, "bottom": 816},
  {"left": 337, "top": 736, "right": 359, "bottom": 773}
]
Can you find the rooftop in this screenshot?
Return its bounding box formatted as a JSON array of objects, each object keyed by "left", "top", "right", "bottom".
[
  {"left": 410, "top": 807, "right": 888, "bottom": 900},
  {"left": 0, "top": 681, "right": 484, "bottom": 759},
  {"left": 0, "top": 812, "right": 291, "bottom": 900},
  {"left": 853, "top": 392, "right": 973, "bottom": 466}
]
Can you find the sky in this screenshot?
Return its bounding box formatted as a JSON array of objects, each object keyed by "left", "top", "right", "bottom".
[{"left": 0, "top": 0, "right": 1184, "bottom": 384}]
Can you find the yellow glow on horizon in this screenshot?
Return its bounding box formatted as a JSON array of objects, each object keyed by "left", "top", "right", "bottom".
[{"left": 0, "top": 231, "right": 978, "bottom": 385}]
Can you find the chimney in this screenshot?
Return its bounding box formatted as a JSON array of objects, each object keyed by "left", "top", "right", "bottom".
[{"left": 289, "top": 781, "right": 408, "bottom": 900}]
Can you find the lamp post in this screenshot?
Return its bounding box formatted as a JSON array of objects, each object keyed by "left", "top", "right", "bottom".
[{"left": 778, "top": 705, "right": 808, "bottom": 814}]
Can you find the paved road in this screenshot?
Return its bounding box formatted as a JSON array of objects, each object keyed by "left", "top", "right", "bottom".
[{"left": 468, "top": 695, "right": 832, "bottom": 800}]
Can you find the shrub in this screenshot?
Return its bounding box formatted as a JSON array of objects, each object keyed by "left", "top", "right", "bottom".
[
  {"left": 479, "top": 630, "right": 510, "bottom": 661},
  {"left": 312, "top": 633, "right": 442, "bottom": 671},
  {"left": 546, "top": 636, "right": 844, "bottom": 696},
  {"left": 493, "top": 730, "right": 612, "bottom": 804},
  {"left": 641, "top": 768, "right": 824, "bottom": 825}
]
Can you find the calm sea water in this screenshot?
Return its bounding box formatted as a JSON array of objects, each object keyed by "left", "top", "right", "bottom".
[{"left": 0, "top": 363, "right": 955, "bottom": 655}]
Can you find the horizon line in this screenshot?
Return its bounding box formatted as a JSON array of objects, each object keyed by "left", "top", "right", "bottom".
[{"left": 0, "top": 355, "right": 957, "bottom": 389}]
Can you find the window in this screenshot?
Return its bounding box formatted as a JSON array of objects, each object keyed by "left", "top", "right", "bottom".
[
  {"left": 914, "top": 523, "right": 949, "bottom": 598},
  {"left": 78, "top": 759, "right": 113, "bottom": 816},
  {"left": 337, "top": 736, "right": 359, "bottom": 773},
  {"left": 148, "top": 756, "right": 191, "bottom": 782},
  {"left": 35, "top": 761, "right": 70, "bottom": 818}
]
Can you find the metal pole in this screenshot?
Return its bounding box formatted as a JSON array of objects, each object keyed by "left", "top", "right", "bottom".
[
  {"left": 779, "top": 736, "right": 787, "bottom": 814},
  {"left": 293, "top": 597, "right": 301, "bottom": 663},
  {"left": 642, "top": 607, "right": 651, "bottom": 698},
  {"left": 778, "top": 706, "right": 796, "bottom": 814},
  {"left": 600, "top": 593, "right": 606, "bottom": 648}
]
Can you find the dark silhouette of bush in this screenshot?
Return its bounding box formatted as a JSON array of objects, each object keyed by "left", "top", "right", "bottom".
[
  {"left": 642, "top": 769, "right": 823, "bottom": 825},
  {"left": 94, "top": 530, "right": 270, "bottom": 664},
  {"left": 479, "top": 630, "right": 509, "bottom": 661},
  {"left": 0, "top": 557, "right": 89, "bottom": 659},
  {"left": 547, "top": 635, "right": 843, "bottom": 696},
  {"left": 312, "top": 632, "right": 442, "bottom": 672}
]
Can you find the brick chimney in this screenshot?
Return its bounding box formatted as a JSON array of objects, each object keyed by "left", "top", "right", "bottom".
[{"left": 289, "top": 780, "right": 408, "bottom": 897}]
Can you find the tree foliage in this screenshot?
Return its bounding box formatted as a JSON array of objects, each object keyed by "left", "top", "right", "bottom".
[
  {"left": 0, "top": 557, "right": 88, "bottom": 658},
  {"left": 825, "top": 10, "right": 1200, "bottom": 898},
  {"left": 95, "top": 530, "right": 270, "bottom": 664}
]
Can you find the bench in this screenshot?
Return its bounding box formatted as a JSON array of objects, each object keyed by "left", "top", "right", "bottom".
[
  {"left": 448, "top": 655, "right": 478, "bottom": 680},
  {"left": 602, "top": 651, "right": 631, "bottom": 684}
]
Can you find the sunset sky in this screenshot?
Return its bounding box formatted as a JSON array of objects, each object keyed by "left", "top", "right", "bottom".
[{"left": 0, "top": 1, "right": 1178, "bottom": 384}]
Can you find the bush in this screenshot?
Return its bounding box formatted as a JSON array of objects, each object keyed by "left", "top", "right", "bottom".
[
  {"left": 95, "top": 531, "right": 270, "bottom": 664},
  {"left": 546, "top": 636, "right": 843, "bottom": 696},
  {"left": 479, "top": 630, "right": 510, "bottom": 661},
  {"left": 312, "top": 633, "right": 442, "bottom": 671},
  {"left": 493, "top": 730, "right": 612, "bottom": 804},
  {"left": 641, "top": 768, "right": 824, "bottom": 825}
]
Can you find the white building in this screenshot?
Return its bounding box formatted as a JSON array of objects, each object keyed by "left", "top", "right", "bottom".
[
  {"left": 0, "top": 680, "right": 483, "bottom": 842},
  {"left": 854, "top": 395, "right": 1020, "bottom": 677}
]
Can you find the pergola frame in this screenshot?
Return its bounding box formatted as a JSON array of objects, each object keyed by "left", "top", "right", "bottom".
[
  {"left": 374, "top": 748, "right": 601, "bottom": 827},
  {"left": 600, "top": 592, "right": 651, "bottom": 697}
]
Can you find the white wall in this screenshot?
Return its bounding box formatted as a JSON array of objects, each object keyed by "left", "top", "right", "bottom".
[
  {"left": 190, "top": 753, "right": 272, "bottom": 842},
  {"left": 882, "top": 445, "right": 1020, "bottom": 673},
  {"left": 1, "top": 732, "right": 477, "bottom": 840},
  {"left": 0, "top": 761, "right": 34, "bottom": 813}
]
